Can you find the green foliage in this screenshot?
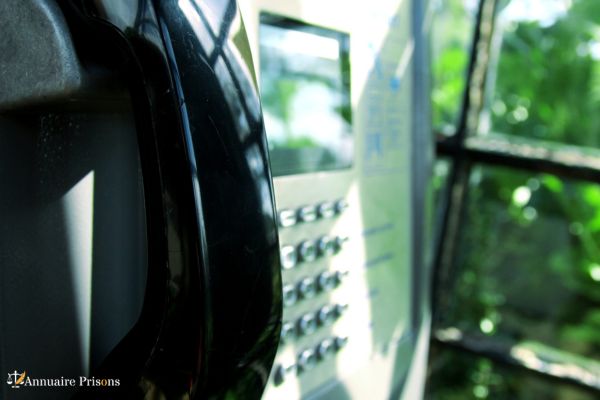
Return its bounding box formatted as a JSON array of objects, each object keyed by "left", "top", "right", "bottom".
[
  {"left": 431, "top": 0, "right": 476, "bottom": 132},
  {"left": 430, "top": 0, "right": 600, "bottom": 397},
  {"left": 261, "top": 78, "right": 300, "bottom": 135},
  {"left": 490, "top": 0, "right": 600, "bottom": 147},
  {"left": 432, "top": 48, "right": 470, "bottom": 129},
  {"left": 278, "top": 136, "right": 318, "bottom": 149}
]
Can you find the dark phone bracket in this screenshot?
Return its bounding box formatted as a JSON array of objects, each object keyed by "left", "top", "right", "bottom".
[{"left": 0, "top": 0, "right": 282, "bottom": 399}]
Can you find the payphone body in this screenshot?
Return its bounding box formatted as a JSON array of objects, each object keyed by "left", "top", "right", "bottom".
[
  {"left": 0, "top": 0, "right": 431, "bottom": 398},
  {"left": 240, "top": 1, "right": 433, "bottom": 398}
]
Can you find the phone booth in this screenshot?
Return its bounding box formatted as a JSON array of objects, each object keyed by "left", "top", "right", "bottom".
[{"left": 0, "top": 0, "right": 432, "bottom": 398}]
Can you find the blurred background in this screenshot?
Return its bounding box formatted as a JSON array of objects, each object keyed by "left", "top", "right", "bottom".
[{"left": 427, "top": 0, "right": 600, "bottom": 398}]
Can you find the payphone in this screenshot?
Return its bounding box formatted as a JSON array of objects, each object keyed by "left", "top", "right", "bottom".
[
  {"left": 0, "top": 0, "right": 431, "bottom": 398},
  {"left": 240, "top": 1, "right": 433, "bottom": 398}
]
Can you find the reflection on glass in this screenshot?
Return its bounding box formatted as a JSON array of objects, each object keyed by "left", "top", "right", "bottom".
[
  {"left": 438, "top": 164, "right": 600, "bottom": 362},
  {"left": 433, "top": 157, "right": 452, "bottom": 208},
  {"left": 259, "top": 14, "right": 352, "bottom": 176},
  {"left": 480, "top": 0, "right": 600, "bottom": 148},
  {"left": 425, "top": 344, "right": 598, "bottom": 399},
  {"left": 433, "top": 158, "right": 453, "bottom": 244},
  {"left": 431, "top": 0, "right": 478, "bottom": 134}
]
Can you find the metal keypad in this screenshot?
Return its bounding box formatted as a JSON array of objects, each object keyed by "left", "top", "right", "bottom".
[
  {"left": 279, "top": 234, "right": 347, "bottom": 270},
  {"left": 272, "top": 335, "right": 350, "bottom": 385},
  {"left": 280, "top": 269, "right": 347, "bottom": 309},
  {"left": 280, "top": 302, "right": 348, "bottom": 343},
  {"left": 277, "top": 198, "right": 348, "bottom": 229},
  {"left": 274, "top": 198, "right": 351, "bottom": 386}
]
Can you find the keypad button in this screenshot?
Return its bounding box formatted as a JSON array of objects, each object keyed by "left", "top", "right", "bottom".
[
  {"left": 280, "top": 245, "right": 298, "bottom": 270},
  {"left": 298, "top": 205, "right": 318, "bottom": 223},
  {"left": 298, "top": 240, "right": 318, "bottom": 262},
  {"left": 273, "top": 362, "right": 296, "bottom": 385},
  {"left": 297, "top": 349, "right": 318, "bottom": 372},
  {"left": 334, "top": 270, "right": 350, "bottom": 284},
  {"left": 334, "top": 336, "right": 349, "bottom": 350},
  {"left": 317, "top": 201, "right": 336, "bottom": 219},
  {"left": 316, "top": 305, "right": 336, "bottom": 325},
  {"left": 316, "top": 271, "right": 337, "bottom": 292},
  {"left": 317, "top": 235, "right": 337, "bottom": 256},
  {"left": 316, "top": 338, "right": 335, "bottom": 359},
  {"left": 280, "top": 321, "right": 296, "bottom": 343},
  {"left": 273, "top": 364, "right": 286, "bottom": 385},
  {"left": 334, "top": 303, "right": 349, "bottom": 317},
  {"left": 334, "top": 235, "right": 349, "bottom": 250},
  {"left": 334, "top": 199, "right": 349, "bottom": 214},
  {"left": 278, "top": 209, "right": 298, "bottom": 228},
  {"left": 297, "top": 313, "right": 318, "bottom": 336},
  {"left": 282, "top": 284, "right": 298, "bottom": 307},
  {"left": 297, "top": 277, "right": 317, "bottom": 299}
]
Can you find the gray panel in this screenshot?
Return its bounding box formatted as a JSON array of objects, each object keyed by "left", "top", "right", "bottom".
[
  {"left": 0, "top": 0, "right": 83, "bottom": 110},
  {"left": 0, "top": 107, "right": 147, "bottom": 399}
]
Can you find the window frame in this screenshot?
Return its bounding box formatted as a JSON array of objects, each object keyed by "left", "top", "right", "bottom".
[{"left": 432, "top": 0, "right": 600, "bottom": 394}]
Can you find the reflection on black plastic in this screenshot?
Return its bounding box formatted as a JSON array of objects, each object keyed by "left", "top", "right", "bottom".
[{"left": 59, "top": 0, "right": 282, "bottom": 398}]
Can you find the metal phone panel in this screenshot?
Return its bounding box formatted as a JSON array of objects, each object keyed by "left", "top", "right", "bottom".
[{"left": 240, "top": 0, "right": 422, "bottom": 398}]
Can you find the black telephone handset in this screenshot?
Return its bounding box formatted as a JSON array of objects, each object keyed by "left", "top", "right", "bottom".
[{"left": 55, "top": 0, "right": 283, "bottom": 398}]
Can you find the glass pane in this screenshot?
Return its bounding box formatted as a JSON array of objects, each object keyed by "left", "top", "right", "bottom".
[
  {"left": 433, "top": 157, "right": 452, "bottom": 207},
  {"left": 433, "top": 158, "right": 453, "bottom": 242},
  {"left": 259, "top": 15, "right": 353, "bottom": 176},
  {"left": 431, "top": 0, "right": 478, "bottom": 135},
  {"left": 425, "top": 345, "right": 598, "bottom": 400},
  {"left": 480, "top": 0, "right": 600, "bottom": 148},
  {"left": 438, "top": 164, "right": 600, "bottom": 361}
]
